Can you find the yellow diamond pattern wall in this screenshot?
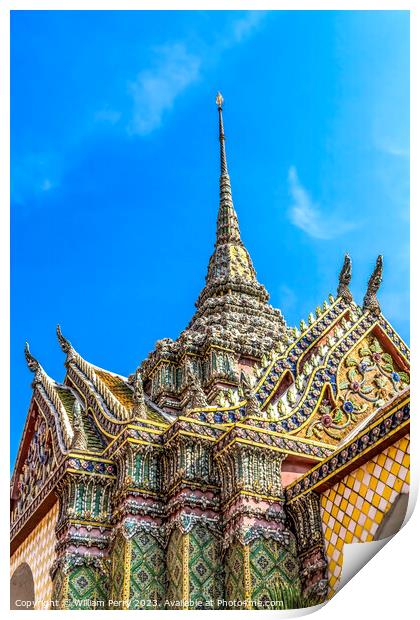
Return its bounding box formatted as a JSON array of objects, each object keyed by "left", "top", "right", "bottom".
[
  {"left": 320, "top": 434, "right": 410, "bottom": 596},
  {"left": 10, "top": 502, "right": 59, "bottom": 609}
]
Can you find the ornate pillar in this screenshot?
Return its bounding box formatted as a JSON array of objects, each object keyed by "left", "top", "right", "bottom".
[
  {"left": 163, "top": 428, "right": 224, "bottom": 610},
  {"left": 108, "top": 437, "right": 166, "bottom": 609},
  {"left": 51, "top": 456, "right": 115, "bottom": 609},
  {"left": 286, "top": 491, "right": 328, "bottom": 606},
  {"left": 215, "top": 432, "right": 302, "bottom": 610}
]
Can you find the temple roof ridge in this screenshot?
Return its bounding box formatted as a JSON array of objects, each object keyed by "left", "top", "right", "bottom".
[
  {"left": 89, "top": 364, "right": 128, "bottom": 382},
  {"left": 24, "top": 342, "right": 74, "bottom": 449},
  {"left": 56, "top": 326, "right": 129, "bottom": 420},
  {"left": 57, "top": 325, "right": 172, "bottom": 425}
]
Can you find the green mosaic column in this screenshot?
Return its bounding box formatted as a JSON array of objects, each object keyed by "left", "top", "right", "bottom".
[
  {"left": 225, "top": 537, "right": 301, "bottom": 610},
  {"left": 224, "top": 541, "right": 252, "bottom": 610},
  {"left": 66, "top": 563, "right": 109, "bottom": 610},
  {"left": 52, "top": 558, "right": 109, "bottom": 610},
  {"left": 128, "top": 530, "right": 165, "bottom": 609},
  {"left": 248, "top": 537, "right": 301, "bottom": 610},
  {"left": 166, "top": 523, "right": 223, "bottom": 610},
  {"left": 188, "top": 523, "right": 224, "bottom": 609},
  {"left": 110, "top": 532, "right": 130, "bottom": 609},
  {"left": 166, "top": 528, "right": 189, "bottom": 609},
  {"left": 111, "top": 527, "right": 166, "bottom": 609}
]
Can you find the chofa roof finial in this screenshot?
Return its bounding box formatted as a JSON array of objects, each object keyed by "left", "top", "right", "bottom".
[
  {"left": 24, "top": 342, "right": 43, "bottom": 385},
  {"left": 24, "top": 342, "right": 40, "bottom": 373},
  {"left": 337, "top": 253, "right": 353, "bottom": 304},
  {"left": 363, "top": 255, "right": 383, "bottom": 316},
  {"left": 240, "top": 371, "right": 261, "bottom": 418},
  {"left": 129, "top": 366, "right": 147, "bottom": 420},
  {"left": 185, "top": 362, "right": 208, "bottom": 410},
  {"left": 56, "top": 324, "right": 72, "bottom": 354}
]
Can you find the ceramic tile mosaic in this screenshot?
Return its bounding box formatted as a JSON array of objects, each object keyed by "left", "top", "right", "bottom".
[
  {"left": 320, "top": 434, "right": 409, "bottom": 596},
  {"left": 10, "top": 502, "right": 59, "bottom": 609},
  {"left": 9, "top": 90, "right": 411, "bottom": 612}
]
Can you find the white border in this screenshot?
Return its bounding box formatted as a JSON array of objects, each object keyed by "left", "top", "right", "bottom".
[{"left": 2, "top": 3, "right": 416, "bottom": 619}]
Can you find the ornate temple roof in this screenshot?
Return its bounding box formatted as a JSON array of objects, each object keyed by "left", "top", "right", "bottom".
[{"left": 11, "top": 95, "right": 410, "bottom": 548}]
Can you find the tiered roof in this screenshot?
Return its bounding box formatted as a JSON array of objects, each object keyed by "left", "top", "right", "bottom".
[
  {"left": 11, "top": 94, "right": 410, "bottom": 547},
  {"left": 143, "top": 93, "right": 288, "bottom": 375}
]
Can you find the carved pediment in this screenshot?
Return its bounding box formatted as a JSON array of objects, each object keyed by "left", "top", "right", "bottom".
[
  {"left": 11, "top": 408, "right": 58, "bottom": 523},
  {"left": 297, "top": 328, "right": 409, "bottom": 445}
]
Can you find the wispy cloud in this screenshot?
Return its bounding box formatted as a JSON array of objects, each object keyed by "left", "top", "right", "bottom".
[
  {"left": 12, "top": 152, "right": 59, "bottom": 204},
  {"left": 41, "top": 178, "right": 53, "bottom": 191},
  {"left": 288, "top": 166, "right": 355, "bottom": 240},
  {"left": 127, "top": 12, "right": 267, "bottom": 136},
  {"left": 227, "top": 11, "right": 267, "bottom": 46},
  {"left": 14, "top": 12, "right": 268, "bottom": 202},
  {"left": 376, "top": 136, "right": 409, "bottom": 158},
  {"left": 128, "top": 43, "right": 201, "bottom": 135}
]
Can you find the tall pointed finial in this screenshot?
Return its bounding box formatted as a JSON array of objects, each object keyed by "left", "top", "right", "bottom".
[
  {"left": 213, "top": 91, "right": 242, "bottom": 246},
  {"left": 337, "top": 253, "right": 353, "bottom": 304},
  {"left": 194, "top": 94, "right": 266, "bottom": 308},
  {"left": 363, "top": 255, "right": 383, "bottom": 316},
  {"left": 216, "top": 91, "right": 228, "bottom": 177}
]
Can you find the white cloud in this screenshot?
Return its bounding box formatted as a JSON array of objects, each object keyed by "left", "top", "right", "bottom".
[
  {"left": 13, "top": 13, "right": 269, "bottom": 203},
  {"left": 12, "top": 152, "right": 59, "bottom": 204},
  {"left": 288, "top": 166, "right": 355, "bottom": 240},
  {"left": 376, "top": 136, "right": 409, "bottom": 158},
  {"left": 41, "top": 179, "right": 53, "bottom": 191},
  {"left": 127, "top": 12, "right": 267, "bottom": 136},
  {"left": 228, "top": 11, "right": 267, "bottom": 45},
  {"left": 128, "top": 43, "right": 201, "bottom": 136}
]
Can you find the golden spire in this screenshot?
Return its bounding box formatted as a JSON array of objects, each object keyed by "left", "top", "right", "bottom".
[
  {"left": 194, "top": 93, "right": 268, "bottom": 309},
  {"left": 214, "top": 91, "right": 241, "bottom": 245}
]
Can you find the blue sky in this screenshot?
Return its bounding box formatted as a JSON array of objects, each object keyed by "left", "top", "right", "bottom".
[{"left": 11, "top": 10, "right": 409, "bottom": 463}]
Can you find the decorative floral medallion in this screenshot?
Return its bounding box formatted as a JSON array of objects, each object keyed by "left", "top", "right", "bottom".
[{"left": 305, "top": 335, "right": 409, "bottom": 442}]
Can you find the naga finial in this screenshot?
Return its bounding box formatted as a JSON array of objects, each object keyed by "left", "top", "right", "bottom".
[
  {"left": 56, "top": 324, "right": 72, "bottom": 354},
  {"left": 185, "top": 362, "right": 207, "bottom": 410},
  {"left": 24, "top": 342, "right": 40, "bottom": 374},
  {"left": 216, "top": 91, "right": 224, "bottom": 109},
  {"left": 363, "top": 255, "right": 383, "bottom": 316},
  {"left": 240, "top": 371, "right": 261, "bottom": 418},
  {"left": 337, "top": 253, "right": 353, "bottom": 303},
  {"left": 129, "top": 366, "right": 147, "bottom": 420},
  {"left": 71, "top": 400, "right": 88, "bottom": 451}
]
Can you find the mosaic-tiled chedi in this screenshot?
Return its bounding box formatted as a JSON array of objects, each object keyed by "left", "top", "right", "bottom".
[{"left": 10, "top": 94, "right": 410, "bottom": 610}]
